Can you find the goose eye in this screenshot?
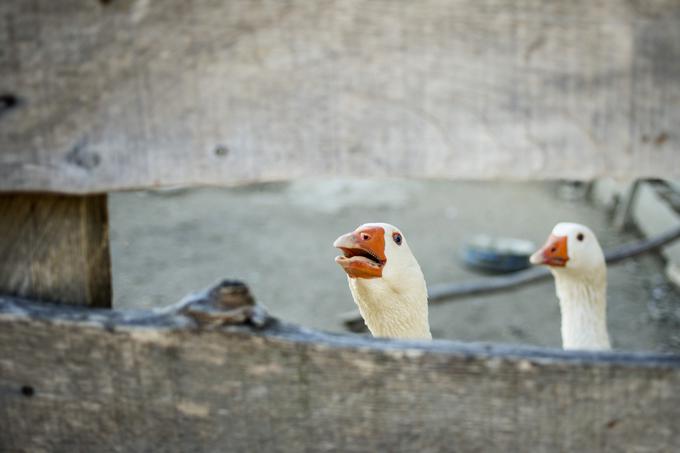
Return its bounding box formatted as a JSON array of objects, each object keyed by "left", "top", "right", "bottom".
[
  {"left": 577, "top": 233, "right": 584, "bottom": 241},
  {"left": 392, "top": 232, "right": 402, "bottom": 245}
]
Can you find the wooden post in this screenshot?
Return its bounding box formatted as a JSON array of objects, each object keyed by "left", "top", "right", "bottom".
[{"left": 0, "top": 193, "right": 111, "bottom": 308}]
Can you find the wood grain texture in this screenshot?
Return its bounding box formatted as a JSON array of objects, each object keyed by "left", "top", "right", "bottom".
[
  {"left": 0, "top": 194, "right": 111, "bottom": 307},
  {"left": 0, "top": 295, "right": 679, "bottom": 452},
  {"left": 1, "top": 0, "right": 679, "bottom": 193}
]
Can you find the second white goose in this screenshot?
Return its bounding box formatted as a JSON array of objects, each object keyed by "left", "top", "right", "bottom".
[{"left": 530, "top": 222, "right": 611, "bottom": 350}]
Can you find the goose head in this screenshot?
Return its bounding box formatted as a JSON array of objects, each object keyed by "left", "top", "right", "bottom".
[
  {"left": 334, "top": 223, "right": 430, "bottom": 339},
  {"left": 530, "top": 223, "right": 605, "bottom": 277},
  {"left": 530, "top": 222, "right": 610, "bottom": 350}
]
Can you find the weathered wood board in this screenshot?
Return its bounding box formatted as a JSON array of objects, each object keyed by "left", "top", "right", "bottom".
[
  {"left": 1, "top": 0, "right": 679, "bottom": 193},
  {"left": 1, "top": 294, "right": 679, "bottom": 452},
  {"left": 0, "top": 193, "right": 111, "bottom": 307}
]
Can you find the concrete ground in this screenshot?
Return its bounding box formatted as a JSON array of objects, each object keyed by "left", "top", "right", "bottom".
[{"left": 110, "top": 180, "right": 680, "bottom": 352}]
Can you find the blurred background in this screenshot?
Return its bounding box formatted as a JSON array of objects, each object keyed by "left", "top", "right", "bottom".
[{"left": 110, "top": 178, "right": 680, "bottom": 352}]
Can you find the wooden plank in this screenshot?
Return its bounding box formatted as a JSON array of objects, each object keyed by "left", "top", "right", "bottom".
[
  {"left": 0, "top": 290, "right": 679, "bottom": 452},
  {"left": 1, "top": 0, "right": 679, "bottom": 193},
  {"left": 0, "top": 193, "right": 111, "bottom": 308}
]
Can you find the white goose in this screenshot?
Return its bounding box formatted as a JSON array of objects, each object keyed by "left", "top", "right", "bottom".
[
  {"left": 530, "top": 222, "right": 611, "bottom": 350},
  {"left": 333, "top": 223, "right": 431, "bottom": 340}
]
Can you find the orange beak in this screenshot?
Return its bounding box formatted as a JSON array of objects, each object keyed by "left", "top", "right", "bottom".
[
  {"left": 333, "top": 226, "right": 386, "bottom": 279},
  {"left": 530, "top": 234, "right": 569, "bottom": 267}
]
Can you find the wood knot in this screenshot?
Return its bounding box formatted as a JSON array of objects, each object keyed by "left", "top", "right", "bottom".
[
  {"left": 177, "top": 280, "right": 270, "bottom": 329},
  {"left": 207, "top": 280, "right": 255, "bottom": 310},
  {"left": 66, "top": 137, "right": 100, "bottom": 170}
]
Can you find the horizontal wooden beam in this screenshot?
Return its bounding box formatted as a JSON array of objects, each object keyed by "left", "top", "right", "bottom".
[
  {"left": 0, "top": 193, "right": 111, "bottom": 307},
  {"left": 1, "top": 0, "right": 679, "bottom": 192},
  {"left": 0, "top": 287, "right": 679, "bottom": 451}
]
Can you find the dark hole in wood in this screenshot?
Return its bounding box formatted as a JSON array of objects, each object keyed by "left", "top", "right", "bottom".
[
  {"left": 0, "top": 93, "right": 19, "bottom": 116},
  {"left": 214, "top": 145, "right": 229, "bottom": 157},
  {"left": 21, "top": 386, "right": 34, "bottom": 397}
]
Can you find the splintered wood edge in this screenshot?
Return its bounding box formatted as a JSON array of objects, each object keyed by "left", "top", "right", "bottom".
[{"left": 1, "top": 295, "right": 678, "bottom": 370}]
